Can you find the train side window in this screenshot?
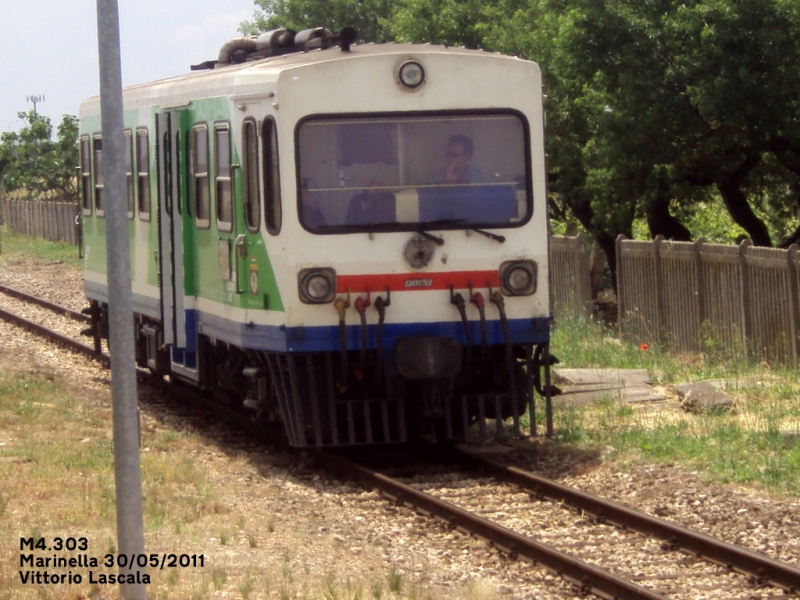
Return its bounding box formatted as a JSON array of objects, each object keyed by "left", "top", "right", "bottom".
[
  {"left": 262, "top": 117, "right": 281, "bottom": 235},
  {"left": 185, "top": 133, "right": 193, "bottom": 217},
  {"left": 136, "top": 128, "right": 151, "bottom": 221},
  {"left": 80, "top": 135, "right": 92, "bottom": 216},
  {"left": 242, "top": 118, "right": 260, "bottom": 232},
  {"left": 175, "top": 131, "right": 182, "bottom": 216},
  {"left": 193, "top": 124, "right": 210, "bottom": 228},
  {"left": 124, "top": 129, "right": 134, "bottom": 219},
  {"left": 93, "top": 135, "right": 104, "bottom": 217},
  {"left": 214, "top": 123, "right": 232, "bottom": 232}
]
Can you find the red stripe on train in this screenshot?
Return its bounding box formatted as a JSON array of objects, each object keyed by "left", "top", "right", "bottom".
[{"left": 336, "top": 270, "right": 500, "bottom": 293}]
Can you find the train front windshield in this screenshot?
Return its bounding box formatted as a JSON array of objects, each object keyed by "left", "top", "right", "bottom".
[{"left": 296, "top": 112, "right": 531, "bottom": 232}]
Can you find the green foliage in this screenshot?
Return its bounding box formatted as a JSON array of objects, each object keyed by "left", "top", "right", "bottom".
[
  {"left": 0, "top": 110, "right": 79, "bottom": 202},
  {"left": 241, "top": 0, "right": 800, "bottom": 252}
]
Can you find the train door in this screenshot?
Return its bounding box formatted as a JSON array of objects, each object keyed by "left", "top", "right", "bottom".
[
  {"left": 215, "top": 109, "right": 260, "bottom": 296},
  {"left": 234, "top": 109, "right": 262, "bottom": 295},
  {"left": 156, "top": 109, "right": 198, "bottom": 380}
]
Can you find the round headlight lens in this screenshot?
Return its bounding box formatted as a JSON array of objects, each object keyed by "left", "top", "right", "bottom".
[
  {"left": 306, "top": 275, "right": 331, "bottom": 301},
  {"left": 398, "top": 61, "right": 425, "bottom": 89},
  {"left": 507, "top": 266, "right": 533, "bottom": 292},
  {"left": 499, "top": 260, "right": 537, "bottom": 296},
  {"left": 298, "top": 268, "right": 336, "bottom": 303}
]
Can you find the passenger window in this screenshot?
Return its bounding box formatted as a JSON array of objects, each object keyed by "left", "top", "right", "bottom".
[
  {"left": 193, "top": 124, "right": 210, "bottom": 228},
  {"left": 93, "top": 135, "right": 104, "bottom": 216},
  {"left": 124, "top": 130, "right": 134, "bottom": 218},
  {"left": 175, "top": 131, "right": 182, "bottom": 216},
  {"left": 243, "top": 119, "right": 260, "bottom": 232},
  {"left": 80, "top": 136, "right": 92, "bottom": 215},
  {"left": 262, "top": 117, "right": 281, "bottom": 235},
  {"left": 215, "top": 124, "right": 232, "bottom": 231},
  {"left": 136, "top": 129, "right": 151, "bottom": 221},
  {"left": 185, "top": 134, "right": 193, "bottom": 217}
]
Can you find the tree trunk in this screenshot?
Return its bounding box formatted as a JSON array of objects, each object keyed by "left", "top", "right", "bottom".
[
  {"left": 715, "top": 150, "right": 772, "bottom": 247},
  {"left": 716, "top": 181, "right": 772, "bottom": 247},
  {"left": 646, "top": 181, "right": 692, "bottom": 241},
  {"left": 564, "top": 194, "right": 632, "bottom": 292}
]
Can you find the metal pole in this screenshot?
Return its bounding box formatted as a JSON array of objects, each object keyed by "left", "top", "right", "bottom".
[{"left": 95, "top": 2, "right": 147, "bottom": 599}]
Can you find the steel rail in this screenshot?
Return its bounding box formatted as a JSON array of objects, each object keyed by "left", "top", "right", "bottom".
[
  {"left": 0, "top": 283, "right": 89, "bottom": 323},
  {"left": 0, "top": 293, "right": 268, "bottom": 436},
  {"left": 317, "top": 451, "right": 668, "bottom": 600},
  {"left": 0, "top": 306, "right": 108, "bottom": 365},
  {"left": 453, "top": 449, "right": 800, "bottom": 594}
]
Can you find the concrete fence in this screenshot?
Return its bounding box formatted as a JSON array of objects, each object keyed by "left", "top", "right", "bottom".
[
  {"left": 549, "top": 233, "right": 593, "bottom": 319},
  {"left": 617, "top": 235, "right": 800, "bottom": 365},
  {"left": 1, "top": 198, "right": 81, "bottom": 246}
]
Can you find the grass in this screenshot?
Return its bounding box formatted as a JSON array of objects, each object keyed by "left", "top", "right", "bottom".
[
  {"left": 0, "top": 363, "right": 232, "bottom": 598},
  {"left": 547, "top": 310, "right": 800, "bottom": 496},
  {"left": 0, "top": 225, "right": 81, "bottom": 268},
  {"left": 0, "top": 363, "right": 453, "bottom": 600}
]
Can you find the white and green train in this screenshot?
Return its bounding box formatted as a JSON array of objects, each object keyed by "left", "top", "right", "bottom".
[{"left": 80, "top": 27, "right": 554, "bottom": 447}]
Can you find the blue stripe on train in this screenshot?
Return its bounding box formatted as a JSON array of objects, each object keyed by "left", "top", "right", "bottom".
[{"left": 192, "top": 310, "right": 551, "bottom": 353}]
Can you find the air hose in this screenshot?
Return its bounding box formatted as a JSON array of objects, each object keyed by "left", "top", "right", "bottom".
[
  {"left": 470, "top": 291, "right": 488, "bottom": 358},
  {"left": 354, "top": 293, "right": 371, "bottom": 374},
  {"left": 374, "top": 292, "right": 390, "bottom": 388},
  {"left": 450, "top": 288, "right": 472, "bottom": 367},
  {"left": 334, "top": 295, "right": 350, "bottom": 393}
]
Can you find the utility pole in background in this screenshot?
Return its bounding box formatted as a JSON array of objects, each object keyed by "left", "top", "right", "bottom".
[{"left": 95, "top": 1, "right": 147, "bottom": 599}]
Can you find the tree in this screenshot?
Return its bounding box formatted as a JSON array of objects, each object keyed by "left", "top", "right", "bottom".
[
  {"left": 240, "top": 0, "right": 800, "bottom": 272},
  {"left": 545, "top": 0, "right": 800, "bottom": 248},
  {"left": 0, "top": 111, "right": 79, "bottom": 202}
]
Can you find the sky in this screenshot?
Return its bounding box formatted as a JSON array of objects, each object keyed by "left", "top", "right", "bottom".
[{"left": 1, "top": 0, "right": 258, "bottom": 133}]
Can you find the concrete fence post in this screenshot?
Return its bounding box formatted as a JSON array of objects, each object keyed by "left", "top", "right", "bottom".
[
  {"left": 737, "top": 239, "right": 753, "bottom": 357},
  {"left": 575, "top": 232, "right": 593, "bottom": 318},
  {"left": 695, "top": 238, "right": 706, "bottom": 329},
  {"left": 787, "top": 244, "right": 800, "bottom": 367},
  {"left": 653, "top": 235, "right": 665, "bottom": 346},
  {"left": 615, "top": 234, "right": 627, "bottom": 339}
]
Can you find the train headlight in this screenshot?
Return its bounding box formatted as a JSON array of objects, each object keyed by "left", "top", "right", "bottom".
[
  {"left": 397, "top": 60, "right": 425, "bottom": 89},
  {"left": 499, "top": 260, "right": 537, "bottom": 296},
  {"left": 298, "top": 268, "right": 337, "bottom": 304}
]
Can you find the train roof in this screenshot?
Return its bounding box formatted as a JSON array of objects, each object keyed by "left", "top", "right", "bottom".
[{"left": 79, "top": 41, "right": 532, "bottom": 116}]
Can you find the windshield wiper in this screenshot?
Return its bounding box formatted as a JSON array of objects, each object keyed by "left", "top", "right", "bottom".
[
  {"left": 416, "top": 230, "right": 445, "bottom": 246},
  {"left": 412, "top": 220, "right": 506, "bottom": 245},
  {"left": 470, "top": 228, "right": 505, "bottom": 243},
  {"left": 413, "top": 219, "right": 468, "bottom": 246}
]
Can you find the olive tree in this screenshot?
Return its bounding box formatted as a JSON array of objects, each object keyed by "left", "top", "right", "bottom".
[{"left": 0, "top": 111, "right": 79, "bottom": 202}]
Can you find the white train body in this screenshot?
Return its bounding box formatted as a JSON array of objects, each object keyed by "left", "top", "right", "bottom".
[{"left": 80, "top": 32, "right": 551, "bottom": 446}]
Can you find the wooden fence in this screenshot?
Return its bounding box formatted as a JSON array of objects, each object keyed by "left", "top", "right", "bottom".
[
  {"left": 617, "top": 235, "right": 800, "bottom": 365},
  {"left": 1, "top": 199, "right": 80, "bottom": 246}
]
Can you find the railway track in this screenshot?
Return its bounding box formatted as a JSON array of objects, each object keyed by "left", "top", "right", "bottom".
[
  {"left": 0, "top": 283, "right": 266, "bottom": 434},
  {"left": 318, "top": 447, "right": 800, "bottom": 599},
  {"left": 0, "top": 282, "right": 107, "bottom": 364},
  {"left": 3, "top": 285, "right": 799, "bottom": 598}
]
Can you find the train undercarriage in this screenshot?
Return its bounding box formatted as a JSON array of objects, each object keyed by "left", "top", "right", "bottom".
[{"left": 86, "top": 299, "right": 557, "bottom": 447}]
